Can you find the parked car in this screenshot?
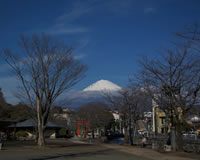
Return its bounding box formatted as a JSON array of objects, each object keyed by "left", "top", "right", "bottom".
[
  {"left": 138, "top": 130, "right": 147, "bottom": 136},
  {"left": 182, "top": 131, "right": 196, "bottom": 138},
  {"left": 87, "top": 132, "right": 99, "bottom": 138}
]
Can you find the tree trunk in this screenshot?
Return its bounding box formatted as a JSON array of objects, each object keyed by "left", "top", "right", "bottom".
[
  {"left": 128, "top": 121, "right": 133, "bottom": 145},
  {"left": 37, "top": 98, "right": 45, "bottom": 147},
  {"left": 124, "top": 125, "right": 129, "bottom": 144},
  {"left": 176, "top": 123, "right": 184, "bottom": 151},
  {"left": 37, "top": 125, "right": 45, "bottom": 147},
  {"left": 35, "top": 128, "right": 38, "bottom": 143},
  {"left": 92, "top": 129, "right": 95, "bottom": 139},
  {"left": 170, "top": 126, "right": 176, "bottom": 151}
]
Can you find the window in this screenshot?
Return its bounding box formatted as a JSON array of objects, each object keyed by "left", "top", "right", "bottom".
[
  {"left": 160, "top": 117, "right": 165, "bottom": 124},
  {"left": 161, "top": 127, "right": 165, "bottom": 134}
]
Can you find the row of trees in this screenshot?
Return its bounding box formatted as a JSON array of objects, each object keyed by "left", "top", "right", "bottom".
[
  {"left": 137, "top": 24, "right": 200, "bottom": 150},
  {"left": 105, "top": 24, "right": 200, "bottom": 150},
  {"left": 105, "top": 88, "right": 150, "bottom": 145}
]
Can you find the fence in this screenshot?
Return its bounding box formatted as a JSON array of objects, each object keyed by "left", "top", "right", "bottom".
[{"left": 132, "top": 135, "right": 200, "bottom": 153}]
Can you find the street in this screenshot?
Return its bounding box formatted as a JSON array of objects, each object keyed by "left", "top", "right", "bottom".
[
  {"left": 0, "top": 139, "right": 199, "bottom": 160},
  {"left": 0, "top": 140, "right": 150, "bottom": 160},
  {"left": 0, "top": 147, "right": 151, "bottom": 160}
]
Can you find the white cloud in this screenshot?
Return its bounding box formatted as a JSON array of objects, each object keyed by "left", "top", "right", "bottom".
[
  {"left": 46, "top": 1, "right": 93, "bottom": 35},
  {"left": 56, "top": 3, "right": 93, "bottom": 23}
]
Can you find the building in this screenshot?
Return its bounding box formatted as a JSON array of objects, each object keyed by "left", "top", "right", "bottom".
[
  {"left": 153, "top": 107, "right": 168, "bottom": 134},
  {"left": 112, "top": 111, "right": 123, "bottom": 134},
  {"left": 8, "top": 119, "right": 63, "bottom": 139},
  {"left": 187, "top": 115, "right": 200, "bottom": 135},
  {"left": 152, "top": 99, "right": 184, "bottom": 135},
  {"left": 152, "top": 98, "right": 170, "bottom": 135}
]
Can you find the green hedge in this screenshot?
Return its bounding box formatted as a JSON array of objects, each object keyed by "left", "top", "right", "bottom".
[
  {"left": 16, "top": 131, "right": 28, "bottom": 137},
  {"left": 59, "top": 128, "right": 67, "bottom": 136}
]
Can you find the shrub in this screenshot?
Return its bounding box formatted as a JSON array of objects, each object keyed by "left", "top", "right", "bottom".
[
  {"left": 16, "top": 131, "right": 28, "bottom": 138},
  {"left": 59, "top": 128, "right": 67, "bottom": 137}
]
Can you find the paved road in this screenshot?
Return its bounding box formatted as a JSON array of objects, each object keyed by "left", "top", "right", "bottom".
[
  {"left": 0, "top": 140, "right": 151, "bottom": 160},
  {"left": 1, "top": 139, "right": 198, "bottom": 160}
]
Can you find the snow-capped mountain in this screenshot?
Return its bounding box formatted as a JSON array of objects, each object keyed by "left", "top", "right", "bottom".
[
  {"left": 83, "top": 79, "right": 121, "bottom": 92},
  {"left": 63, "top": 80, "right": 122, "bottom": 108}
]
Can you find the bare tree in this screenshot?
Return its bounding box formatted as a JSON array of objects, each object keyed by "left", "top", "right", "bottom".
[
  {"left": 105, "top": 88, "right": 149, "bottom": 145},
  {"left": 175, "top": 24, "right": 200, "bottom": 52},
  {"left": 77, "top": 103, "right": 114, "bottom": 138},
  {"left": 137, "top": 25, "right": 200, "bottom": 150},
  {"left": 2, "top": 33, "right": 87, "bottom": 147}
]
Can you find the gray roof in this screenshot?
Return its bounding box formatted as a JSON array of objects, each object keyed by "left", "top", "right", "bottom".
[{"left": 8, "top": 119, "right": 62, "bottom": 128}]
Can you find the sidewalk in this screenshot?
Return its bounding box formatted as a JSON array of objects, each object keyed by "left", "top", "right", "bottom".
[{"left": 101, "top": 143, "right": 200, "bottom": 160}]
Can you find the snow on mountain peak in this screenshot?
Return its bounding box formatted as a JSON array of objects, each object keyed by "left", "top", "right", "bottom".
[{"left": 83, "top": 79, "right": 122, "bottom": 92}]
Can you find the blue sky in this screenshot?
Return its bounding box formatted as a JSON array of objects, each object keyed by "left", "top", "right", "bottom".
[{"left": 0, "top": 0, "right": 200, "bottom": 104}]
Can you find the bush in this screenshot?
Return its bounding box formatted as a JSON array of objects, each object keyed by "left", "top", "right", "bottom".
[
  {"left": 59, "top": 128, "right": 67, "bottom": 137},
  {"left": 16, "top": 131, "right": 28, "bottom": 138}
]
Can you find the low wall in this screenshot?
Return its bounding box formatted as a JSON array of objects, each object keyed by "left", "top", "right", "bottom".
[
  {"left": 183, "top": 139, "right": 200, "bottom": 153},
  {"left": 133, "top": 135, "right": 200, "bottom": 153}
]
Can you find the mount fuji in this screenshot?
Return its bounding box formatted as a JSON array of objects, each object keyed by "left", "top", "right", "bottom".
[
  {"left": 63, "top": 80, "right": 122, "bottom": 108},
  {"left": 83, "top": 79, "right": 121, "bottom": 92}
]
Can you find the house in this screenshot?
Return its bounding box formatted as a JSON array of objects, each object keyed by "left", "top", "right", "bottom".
[
  {"left": 52, "top": 108, "right": 72, "bottom": 121},
  {"left": 152, "top": 99, "right": 184, "bottom": 135},
  {"left": 111, "top": 111, "right": 123, "bottom": 134},
  {"left": 153, "top": 107, "right": 168, "bottom": 134},
  {"left": 152, "top": 98, "right": 171, "bottom": 135},
  {"left": 187, "top": 115, "right": 200, "bottom": 135},
  {"left": 8, "top": 119, "right": 63, "bottom": 139}
]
